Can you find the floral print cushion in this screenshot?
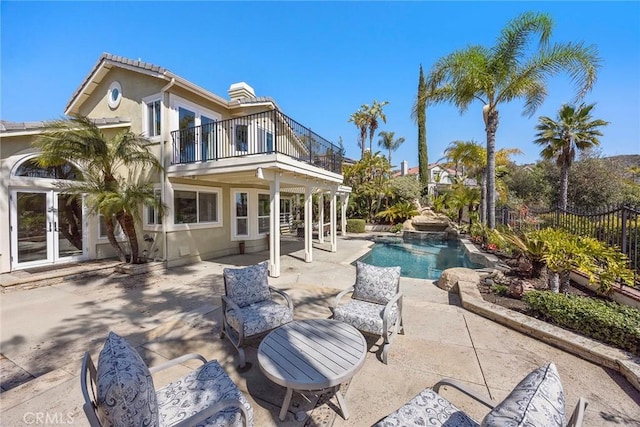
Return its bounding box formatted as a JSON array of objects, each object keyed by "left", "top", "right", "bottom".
[
  {"left": 333, "top": 299, "right": 398, "bottom": 336},
  {"left": 352, "top": 261, "right": 401, "bottom": 305},
  {"left": 481, "top": 363, "right": 565, "bottom": 427},
  {"left": 225, "top": 300, "right": 294, "bottom": 337},
  {"left": 96, "top": 331, "right": 158, "bottom": 427},
  {"left": 374, "top": 388, "right": 480, "bottom": 427},
  {"left": 157, "top": 360, "right": 253, "bottom": 427},
  {"left": 223, "top": 262, "right": 271, "bottom": 308}
]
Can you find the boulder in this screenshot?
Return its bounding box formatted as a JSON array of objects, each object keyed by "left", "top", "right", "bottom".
[{"left": 437, "top": 267, "right": 481, "bottom": 291}]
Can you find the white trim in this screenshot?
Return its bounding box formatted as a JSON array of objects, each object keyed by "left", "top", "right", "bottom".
[
  {"left": 168, "top": 183, "right": 222, "bottom": 231},
  {"left": 107, "top": 81, "right": 122, "bottom": 109},
  {"left": 231, "top": 189, "right": 250, "bottom": 240},
  {"left": 143, "top": 187, "right": 163, "bottom": 231},
  {"left": 142, "top": 93, "right": 162, "bottom": 142},
  {"left": 257, "top": 191, "right": 271, "bottom": 235},
  {"left": 169, "top": 94, "right": 222, "bottom": 130}
]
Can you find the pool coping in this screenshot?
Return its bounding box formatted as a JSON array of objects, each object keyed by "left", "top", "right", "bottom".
[{"left": 455, "top": 237, "right": 640, "bottom": 393}]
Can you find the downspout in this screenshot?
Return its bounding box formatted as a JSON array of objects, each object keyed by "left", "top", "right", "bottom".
[{"left": 160, "top": 77, "right": 176, "bottom": 266}]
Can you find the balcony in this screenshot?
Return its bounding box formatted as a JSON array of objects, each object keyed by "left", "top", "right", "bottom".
[{"left": 170, "top": 110, "right": 343, "bottom": 174}]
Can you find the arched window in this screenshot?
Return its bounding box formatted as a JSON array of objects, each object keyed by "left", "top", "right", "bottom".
[{"left": 14, "top": 158, "right": 83, "bottom": 180}]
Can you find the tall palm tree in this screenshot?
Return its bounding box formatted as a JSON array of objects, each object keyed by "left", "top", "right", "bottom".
[
  {"left": 377, "top": 131, "right": 405, "bottom": 165},
  {"left": 366, "top": 100, "right": 389, "bottom": 153},
  {"left": 348, "top": 108, "right": 369, "bottom": 159},
  {"left": 534, "top": 103, "right": 608, "bottom": 209},
  {"left": 424, "top": 11, "right": 600, "bottom": 229},
  {"left": 35, "top": 115, "right": 163, "bottom": 263}
]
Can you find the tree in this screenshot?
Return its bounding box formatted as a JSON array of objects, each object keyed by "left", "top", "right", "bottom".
[
  {"left": 348, "top": 108, "right": 369, "bottom": 159},
  {"left": 366, "top": 100, "right": 389, "bottom": 153},
  {"left": 534, "top": 103, "right": 609, "bottom": 209},
  {"left": 425, "top": 11, "right": 600, "bottom": 228},
  {"left": 343, "top": 151, "right": 392, "bottom": 222},
  {"left": 35, "top": 115, "right": 163, "bottom": 264},
  {"left": 413, "top": 65, "right": 429, "bottom": 188},
  {"left": 377, "top": 131, "right": 405, "bottom": 165}
]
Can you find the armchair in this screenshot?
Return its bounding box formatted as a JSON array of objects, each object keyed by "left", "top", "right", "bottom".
[
  {"left": 81, "top": 331, "right": 253, "bottom": 427},
  {"left": 221, "top": 261, "right": 294, "bottom": 369},
  {"left": 375, "top": 362, "right": 587, "bottom": 427},
  {"left": 332, "top": 261, "right": 403, "bottom": 364}
]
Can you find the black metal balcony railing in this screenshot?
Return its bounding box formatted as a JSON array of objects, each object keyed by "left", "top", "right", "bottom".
[{"left": 170, "top": 110, "right": 343, "bottom": 174}]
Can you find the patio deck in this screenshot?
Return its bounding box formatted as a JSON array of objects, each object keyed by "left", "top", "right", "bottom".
[{"left": 1, "top": 235, "right": 639, "bottom": 425}]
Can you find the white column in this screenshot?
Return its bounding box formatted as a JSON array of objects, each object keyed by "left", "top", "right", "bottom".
[
  {"left": 269, "top": 175, "right": 281, "bottom": 277},
  {"left": 341, "top": 193, "right": 349, "bottom": 236},
  {"left": 318, "top": 192, "right": 324, "bottom": 243},
  {"left": 330, "top": 191, "right": 337, "bottom": 252},
  {"left": 304, "top": 186, "right": 313, "bottom": 262}
]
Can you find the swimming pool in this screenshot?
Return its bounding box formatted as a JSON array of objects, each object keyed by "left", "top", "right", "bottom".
[{"left": 358, "top": 237, "right": 483, "bottom": 280}]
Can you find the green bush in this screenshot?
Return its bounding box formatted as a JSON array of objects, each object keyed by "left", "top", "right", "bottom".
[
  {"left": 523, "top": 290, "right": 640, "bottom": 356},
  {"left": 346, "top": 219, "right": 366, "bottom": 233},
  {"left": 390, "top": 223, "right": 404, "bottom": 233},
  {"left": 491, "top": 284, "right": 510, "bottom": 296}
]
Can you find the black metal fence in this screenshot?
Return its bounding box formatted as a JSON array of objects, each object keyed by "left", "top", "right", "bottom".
[
  {"left": 497, "top": 204, "right": 640, "bottom": 274},
  {"left": 170, "top": 110, "right": 343, "bottom": 174}
]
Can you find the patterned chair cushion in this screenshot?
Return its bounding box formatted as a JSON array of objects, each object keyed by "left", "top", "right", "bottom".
[
  {"left": 333, "top": 298, "right": 398, "bottom": 336},
  {"left": 157, "top": 360, "right": 253, "bottom": 427},
  {"left": 353, "top": 261, "right": 401, "bottom": 305},
  {"left": 96, "top": 331, "right": 158, "bottom": 427},
  {"left": 223, "top": 262, "right": 271, "bottom": 308},
  {"left": 374, "top": 388, "right": 480, "bottom": 427},
  {"left": 226, "top": 299, "right": 294, "bottom": 337},
  {"left": 481, "top": 362, "right": 565, "bottom": 427}
]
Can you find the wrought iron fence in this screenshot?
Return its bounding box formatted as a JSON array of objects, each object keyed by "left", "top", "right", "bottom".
[
  {"left": 496, "top": 204, "right": 640, "bottom": 274},
  {"left": 170, "top": 110, "right": 343, "bottom": 174}
]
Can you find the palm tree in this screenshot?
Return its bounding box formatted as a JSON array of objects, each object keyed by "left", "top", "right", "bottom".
[
  {"left": 424, "top": 11, "right": 600, "bottom": 229},
  {"left": 34, "top": 115, "right": 163, "bottom": 264},
  {"left": 377, "top": 131, "right": 405, "bottom": 165},
  {"left": 366, "top": 100, "right": 389, "bottom": 153},
  {"left": 348, "top": 108, "right": 369, "bottom": 159},
  {"left": 534, "top": 103, "right": 608, "bottom": 210}
]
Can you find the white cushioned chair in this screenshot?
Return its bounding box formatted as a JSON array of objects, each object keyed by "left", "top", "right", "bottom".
[
  {"left": 375, "top": 362, "right": 587, "bottom": 427},
  {"left": 332, "top": 261, "right": 404, "bottom": 364},
  {"left": 81, "top": 331, "right": 253, "bottom": 427},
  {"left": 221, "top": 261, "right": 294, "bottom": 369}
]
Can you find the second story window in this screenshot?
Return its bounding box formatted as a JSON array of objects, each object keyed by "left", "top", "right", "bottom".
[
  {"left": 147, "top": 100, "right": 161, "bottom": 137},
  {"left": 235, "top": 124, "right": 248, "bottom": 152}
]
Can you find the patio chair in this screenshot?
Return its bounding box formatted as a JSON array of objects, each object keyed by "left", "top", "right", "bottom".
[
  {"left": 375, "top": 362, "right": 587, "bottom": 427},
  {"left": 331, "top": 261, "right": 403, "bottom": 364},
  {"left": 221, "top": 261, "right": 294, "bottom": 369},
  {"left": 81, "top": 331, "right": 253, "bottom": 427}
]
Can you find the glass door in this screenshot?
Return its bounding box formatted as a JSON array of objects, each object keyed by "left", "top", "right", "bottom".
[{"left": 11, "top": 190, "right": 85, "bottom": 269}]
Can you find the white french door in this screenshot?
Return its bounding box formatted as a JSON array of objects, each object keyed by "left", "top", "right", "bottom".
[{"left": 10, "top": 190, "right": 86, "bottom": 269}]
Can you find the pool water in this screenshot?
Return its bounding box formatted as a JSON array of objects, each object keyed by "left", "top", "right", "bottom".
[{"left": 359, "top": 237, "right": 483, "bottom": 280}]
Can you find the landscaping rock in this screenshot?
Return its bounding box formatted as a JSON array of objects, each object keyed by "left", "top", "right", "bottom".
[
  {"left": 437, "top": 267, "right": 481, "bottom": 291},
  {"left": 509, "top": 278, "right": 536, "bottom": 299}
]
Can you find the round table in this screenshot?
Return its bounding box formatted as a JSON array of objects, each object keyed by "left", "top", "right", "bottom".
[{"left": 257, "top": 319, "right": 367, "bottom": 421}]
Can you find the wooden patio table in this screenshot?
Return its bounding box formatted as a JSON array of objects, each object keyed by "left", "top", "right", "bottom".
[{"left": 257, "top": 319, "right": 367, "bottom": 421}]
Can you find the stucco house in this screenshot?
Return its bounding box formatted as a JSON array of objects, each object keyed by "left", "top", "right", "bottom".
[
  {"left": 393, "top": 160, "right": 477, "bottom": 195},
  {"left": 0, "top": 53, "right": 351, "bottom": 277}
]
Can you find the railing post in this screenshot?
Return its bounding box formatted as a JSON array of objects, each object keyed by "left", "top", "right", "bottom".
[
  {"left": 273, "top": 110, "right": 278, "bottom": 154},
  {"left": 621, "top": 204, "right": 628, "bottom": 255}
]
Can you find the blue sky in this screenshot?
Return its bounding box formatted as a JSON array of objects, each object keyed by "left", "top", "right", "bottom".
[{"left": 2, "top": 1, "right": 639, "bottom": 166}]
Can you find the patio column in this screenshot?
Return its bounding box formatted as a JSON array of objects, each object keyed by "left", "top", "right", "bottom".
[
  {"left": 304, "top": 186, "right": 313, "bottom": 262},
  {"left": 269, "top": 174, "right": 281, "bottom": 277},
  {"left": 341, "top": 193, "right": 349, "bottom": 236},
  {"left": 330, "top": 191, "right": 337, "bottom": 252},
  {"left": 318, "top": 192, "right": 324, "bottom": 243}
]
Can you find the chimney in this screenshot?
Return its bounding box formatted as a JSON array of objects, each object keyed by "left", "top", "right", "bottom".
[
  {"left": 401, "top": 160, "right": 408, "bottom": 176},
  {"left": 228, "top": 82, "right": 255, "bottom": 101}
]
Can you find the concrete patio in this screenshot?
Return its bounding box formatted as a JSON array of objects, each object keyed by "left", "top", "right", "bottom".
[{"left": 1, "top": 235, "right": 639, "bottom": 425}]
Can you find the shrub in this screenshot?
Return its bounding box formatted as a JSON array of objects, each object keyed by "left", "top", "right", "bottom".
[
  {"left": 523, "top": 290, "right": 640, "bottom": 356},
  {"left": 390, "top": 223, "right": 404, "bottom": 234},
  {"left": 491, "top": 284, "right": 510, "bottom": 296},
  {"left": 346, "top": 219, "right": 365, "bottom": 233}
]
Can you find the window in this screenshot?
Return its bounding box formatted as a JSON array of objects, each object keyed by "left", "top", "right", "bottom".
[
  {"left": 235, "top": 192, "right": 248, "bottom": 236},
  {"left": 258, "top": 127, "right": 273, "bottom": 153},
  {"left": 280, "top": 198, "right": 292, "bottom": 225},
  {"left": 201, "top": 115, "right": 216, "bottom": 160},
  {"left": 146, "top": 189, "right": 162, "bottom": 226},
  {"left": 108, "top": 81, "right": 122, "bottom": 109},
  {"left": 99, "top": 214, "right": 123, "bottom": 239},
  {"left": 147, "top": 100, "right": 161, "bottom": 137},
  {"left": 174, "top": 189, "right": 219, "bottom": 225},
  {"left": 258, "top": 194, "right": 270, "bottom": 234},
  {"left": 235, "top": 124, "right": 248, "bottom": 152}
]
